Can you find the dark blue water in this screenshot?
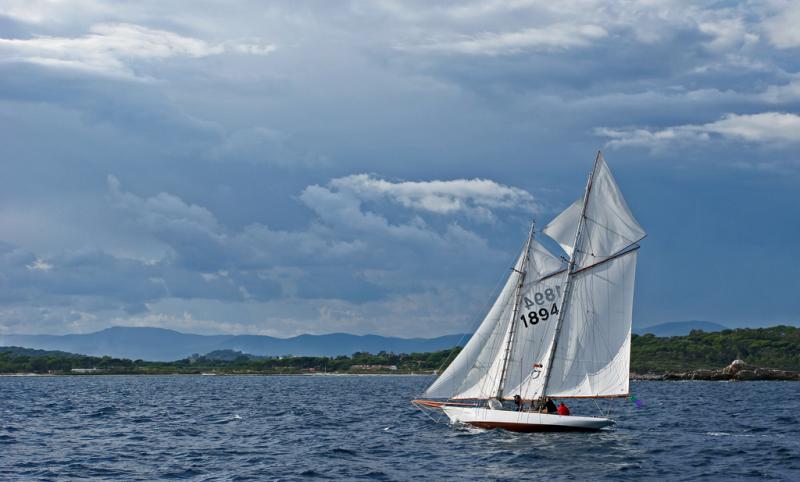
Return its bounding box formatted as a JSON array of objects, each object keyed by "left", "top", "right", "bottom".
[{"left": 1, "top": 376, "right": 798, "bottom": 480}]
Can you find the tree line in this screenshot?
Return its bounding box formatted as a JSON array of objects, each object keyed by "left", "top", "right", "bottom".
[
  {"left": 1, "top": 325, "right": 798, "bottom": 374},
  {"left": 0, "top": 346, "right": 461, "bottom": 374}
]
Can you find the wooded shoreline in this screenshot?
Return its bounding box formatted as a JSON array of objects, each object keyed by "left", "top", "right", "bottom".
[{"left": 2, "top": 325, "right": 798, "bottom": 379}]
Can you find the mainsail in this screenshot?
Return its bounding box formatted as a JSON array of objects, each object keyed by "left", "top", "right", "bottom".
[
  {"left": 543, "top": 250, "right": 637, "bottom": 397},
  {"left": 422, "top": 152, "right": 644, "bottom": 403}
]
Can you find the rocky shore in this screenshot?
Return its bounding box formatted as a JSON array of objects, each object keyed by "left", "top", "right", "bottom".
[{"left": 632, "top": 359, "right": 800, "bottom": 381}]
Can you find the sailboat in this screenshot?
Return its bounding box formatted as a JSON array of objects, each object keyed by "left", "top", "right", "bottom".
[{"left": 412, "top": 152, "right": 645, "bottom": 432}]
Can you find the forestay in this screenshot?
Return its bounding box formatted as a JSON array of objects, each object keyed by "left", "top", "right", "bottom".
[{"left": 421, "top": 248, "right": 524, "bottom": 399}]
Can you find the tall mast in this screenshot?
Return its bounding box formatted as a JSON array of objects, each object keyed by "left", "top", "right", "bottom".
[
  {"left": 539, "top": 151, "right": 602, "bottom": 400},
  {"left": 494, "top": 220, "right": 535, "bottom": 400}
]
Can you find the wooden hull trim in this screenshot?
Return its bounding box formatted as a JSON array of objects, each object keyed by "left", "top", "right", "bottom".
[{"left": 411, "top": 399, "right": 479, "bottom": 409}]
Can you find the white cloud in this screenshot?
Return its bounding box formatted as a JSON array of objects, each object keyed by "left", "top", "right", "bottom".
[
  {"left": 327, "top": 174, "right": 539, "bottom": 220},
  {"left": 26, "top": 258, "right": 53, "bottom": 272},
  {"left": 0, "top": 0, "right": 111, "bottom": 24},
  {"left": 698, "top": 17, "right": 759, "bottom": 53},
  {"left": 597, "top": 112, "right": 800, "bottom": 149},
  {"left": 706, "top": 112, "right": 800, "bottom": 142},
  {"left": 762, "top": 1, "right": 800, "bottom": 48},
  {"left": 402, "top": 23, "right": 607, "bottom": 55},
  {"left": 0, "top": 23, "right": 275, "bottom": 79}
]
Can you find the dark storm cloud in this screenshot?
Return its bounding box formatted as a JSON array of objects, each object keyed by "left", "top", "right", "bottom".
[{"left": 1, "top": 1, "right": 798, "bottom": 335}]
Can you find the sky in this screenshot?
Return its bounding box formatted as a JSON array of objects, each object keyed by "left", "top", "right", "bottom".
[{"left": 0, "top": 0, "right": 798, "bottom": 338}]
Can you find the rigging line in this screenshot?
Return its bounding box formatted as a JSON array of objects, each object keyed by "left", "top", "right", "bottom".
[
  {"left": 571, "top": 245, "right": 639, "bottom": 277},
  {"left": 479, "top": 285, "right": 514, "bottom": 399},
  {"left": 573, "top": 234, "right": 645, "bottom": 272},
  {"left": 539, "top": 267, "right": 568, "bottom": 283},
  {"left": 477, "top": 238, "right": 527, "bottom": 400},
  {"left": 476, "top": 236, "right": 529, "bottom": 401},
  {"left": 581, "top": 215, "right": 642, "bottom": 245},
  {"left": 495, "top": 221, "right": 535, "bottom": 399},
  {"left": 472, "top": 253, "right": 522, "bottom": 399},
  {"left": 422, "top": 234, "right": 527, "bottom": 399},
  {"left": 476, "top": 291, "right": 515, "bottom": 400}
]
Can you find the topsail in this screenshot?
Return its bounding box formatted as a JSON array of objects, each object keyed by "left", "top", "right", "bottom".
[{"left": 543, "top": 157, "right": 645, "bottom": 270}]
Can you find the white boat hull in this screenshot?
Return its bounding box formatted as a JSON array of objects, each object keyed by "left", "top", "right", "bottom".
[{"left": 442, "top": 406, "right": 614, "bottom": 432}]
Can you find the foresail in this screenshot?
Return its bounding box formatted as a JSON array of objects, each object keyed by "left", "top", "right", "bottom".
[
  {"left": 422, "top": 237, "right": 566, "bottom": 400},
  {"left": 573, "top": 155, "right": 645, "bottom": 270},
  {"left": 544, "top": 250, "right": 637, "bottom": 398},
  {"left": 502, "top": 270, "right": 567, "bottom": 400},
  {"left": 421, "top": 248, "right": 524, "bottom": 399}
]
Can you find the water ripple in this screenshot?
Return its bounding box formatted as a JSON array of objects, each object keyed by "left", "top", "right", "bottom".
[{"left": 1, "top": 376, "right": 798, "bottom": 480}]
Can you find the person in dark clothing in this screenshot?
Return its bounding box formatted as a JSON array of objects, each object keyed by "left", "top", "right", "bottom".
[
  {"left": 557, "top": 402, "right": 570, "bottom": 416},
  {"left": 513, "top": 395, "right": 523, "bottom": 412},
  {"left": 542, "top": 398, "right": 557, "bottom": 414}
]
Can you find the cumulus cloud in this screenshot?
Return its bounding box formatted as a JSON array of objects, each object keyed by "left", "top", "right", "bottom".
[
  {"left": 298, "top": 179, "right": 495, "bottom": 249},
  {"left": 597, "top": 112, "right": 800, "bottom": 149},
  {"left": 326, "top": 174, "right": 539, "bottom": 221},
  {"left": 0, "top": 23, "right": 275, "bottom": 79}
]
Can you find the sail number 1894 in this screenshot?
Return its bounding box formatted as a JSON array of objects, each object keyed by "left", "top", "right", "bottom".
[{"left": 520, "top": 286, "right": 561, "bottom": 328}]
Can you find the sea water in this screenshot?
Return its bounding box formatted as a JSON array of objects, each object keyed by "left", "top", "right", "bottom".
[{"left": 1, "top": 375, "right": 798, "bottom": 480}]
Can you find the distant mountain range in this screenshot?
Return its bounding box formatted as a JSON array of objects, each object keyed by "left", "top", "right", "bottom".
[
  {"left": 0, "top": 321, "right": 736, "bottom": 361},
  {"left": 634, "top": 320, "right": 728, "bottom": 337},
  {"left": 0, "top": 327, "right": 470, "bottom": 361}
]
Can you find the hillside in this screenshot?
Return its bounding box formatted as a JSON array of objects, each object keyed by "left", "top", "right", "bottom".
[
  {"left": 0, "top": 345, "right": 460, "bottom": 374},
  {"left": 0, "top": 326, "right": 469, "bottom": 361},
  {"left": 631, "top": 325, "right": 800, "bottom": 373}
]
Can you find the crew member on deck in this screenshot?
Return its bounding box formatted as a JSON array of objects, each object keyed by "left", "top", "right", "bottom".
[
  {"left": 557, "top": 401, "right": 570, "bottom": 416},
  {"left": 513, "top": 395, "right": 523, "bottom": 412},
  {"left": 542, "top": 397, "right": 557, "bottom": 414}
]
